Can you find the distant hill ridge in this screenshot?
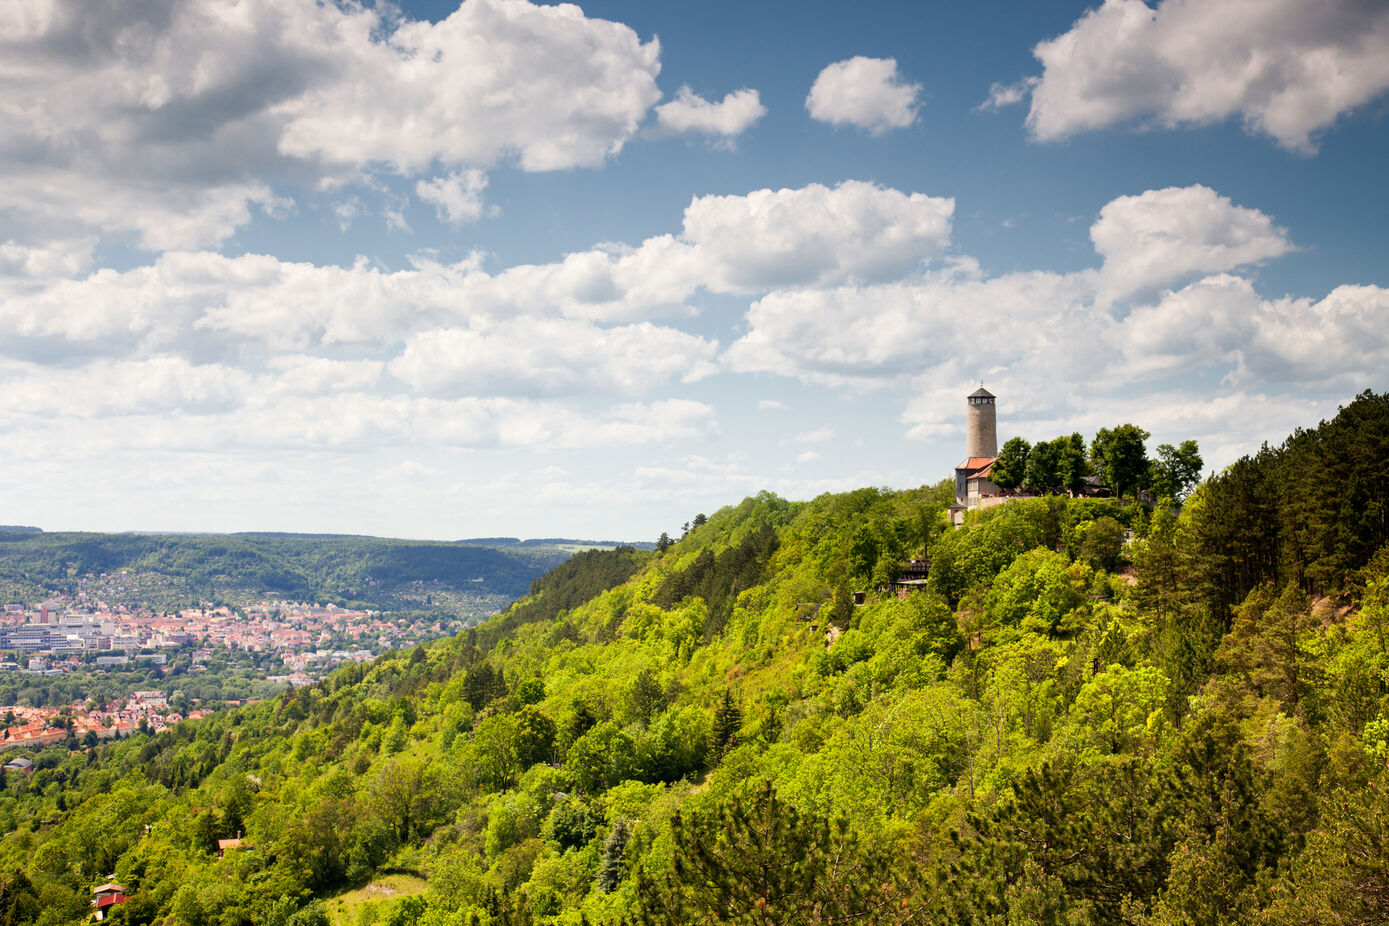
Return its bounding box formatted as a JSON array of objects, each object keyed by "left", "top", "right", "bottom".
[{"left": 0, "top": 530, "right": 644, "bottom": 614}]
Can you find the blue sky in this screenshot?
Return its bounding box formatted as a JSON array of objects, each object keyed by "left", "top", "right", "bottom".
[{"left": 1, "top": 0, "right": 1386, "bottom": 541}]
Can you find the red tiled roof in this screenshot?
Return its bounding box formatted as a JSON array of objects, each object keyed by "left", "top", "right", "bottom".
[{"left": 955, "top": 456, "right": 997, "bottom": 472}]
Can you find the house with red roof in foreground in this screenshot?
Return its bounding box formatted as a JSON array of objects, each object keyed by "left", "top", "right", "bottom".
[{"left": 92, "top": 883, "right": 127, "bottom": 920}]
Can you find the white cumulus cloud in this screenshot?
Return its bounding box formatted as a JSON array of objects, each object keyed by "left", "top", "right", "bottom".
[
  {"left": 1243, "top": 283, "right": 1389, "bottom": 391},
  {"left": 1116, "top": 274, "right": 1267, "bottom": 378},
  {"left": 1091, "top": 185, "right": 1294, "bottom": 304},
  {"left": 723, "top": 261, "right": 1097, "bottom": 387},
  {"left": 1020, "top": 0, "right": 1389, "bottom": 152},
  {"left": 680, "top": 181, "right": 953, "bottom": 290},
  {"left": 401, "top": 180, "right": 954, "bottom": 322},
  {"left": 416, "top": 170, "right": 491, "bottom": 225},
  {"left": 275, "top": 0, "right": 661, "bottom": 173},
  {"left": 655, "top": 87, "right": 766, "bottom": 142},
  {"left": 717, "top": 182, "right": 1378, "bottom": 441},
  {"left": 806, "top": 56, "right": 921, "bottom": 134}
]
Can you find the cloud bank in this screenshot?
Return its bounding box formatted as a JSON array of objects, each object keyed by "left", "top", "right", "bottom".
[
  {"left": 1, "top": 175, "right": 1374, "bottom": 474},
  {"left": 0, "top": 0, "right": 668, "bottom": 255}
]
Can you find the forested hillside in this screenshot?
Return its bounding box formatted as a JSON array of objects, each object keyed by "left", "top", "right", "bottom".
[
  {"left": 1, "top": 392, "right": 1387, "bottom": 926},
  {"left": 0, "top": 533, "right": 597, "bottom": 615}
]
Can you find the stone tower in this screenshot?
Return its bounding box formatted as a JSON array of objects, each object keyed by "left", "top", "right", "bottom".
[{"left": 966, "top": 385, "right": 997, "bottom": 458}]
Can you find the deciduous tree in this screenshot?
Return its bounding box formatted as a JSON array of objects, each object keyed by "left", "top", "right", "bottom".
[
  {"left": 991, "top": 437, "right": 1031, "bottom": 490},
  {"left": 1023, "top": 438, "right": 1061, "bottom": 493},
  {"left": 1091, "top": 424, "right": 1152, "bottom": 499},
  {"left": 1151, "top": 440, "right": 1203, "bottom": 501},
  {"left": 371, "top": 755, "right": 438, "bottom": 843}
]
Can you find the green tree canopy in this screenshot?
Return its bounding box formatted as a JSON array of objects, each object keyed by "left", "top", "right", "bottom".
[
  {"left": 1023, "top": 438, "right": 1061, "bottom": 493},
  {"left": 1056, "top": 432, "right": 1091, "bottom": 494},
  {"left": 991, "top": 437, "right": 1031, "bottom": 490},
  {"left": 1150, "top": 439, "right": 1204, "bottom": 501},
  {"left": 1091, "top": 424, "right": 1152, "bottom": 499},
  {"left": 625, "top": 782, "right": 919, "bottom": 925}
]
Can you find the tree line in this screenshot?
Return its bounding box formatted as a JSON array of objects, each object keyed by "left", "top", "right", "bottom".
[{"left": 990, "top": 425, "right": 1202, "bottom": 501}]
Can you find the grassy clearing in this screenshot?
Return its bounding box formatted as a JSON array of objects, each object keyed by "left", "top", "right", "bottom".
[{"left": 325, "top": 874, "right": 427, "bottom": 926}]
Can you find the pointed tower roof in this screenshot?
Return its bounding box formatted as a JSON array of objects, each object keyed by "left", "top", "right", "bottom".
[{"left": 968, "top": 385, "right": 994, "bottom": 399}]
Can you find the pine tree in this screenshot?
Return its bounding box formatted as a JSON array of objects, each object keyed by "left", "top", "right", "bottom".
[
  {"left": 1218, "top": 581, "right": 1322, "bottom": 712},
  {"left": 0, "top": 870, "right": 41, "bottom": 926},
  {"left": 565, "top": 698, "right": 597, "bottom": 746},
  {"left": 464, "top": 662, "right": 497, "bottom": 711},
  {"left": 710, "top": 688, "right": 742, "bottom": 763},
  {"left": 598, "top": 819, "right": 631, "bottom": 894},
  {"left": 943, "top": 757, "right": 1181, "bottom": 924},
  {"left": 624, "top": 781, "right": 921, "bottom": 925},
  {"left": 629, "top": 669, "right": 665, "bottom": 726},
  {"left": 1264, "top": 771, "right": 1389, "bottom": 926}
]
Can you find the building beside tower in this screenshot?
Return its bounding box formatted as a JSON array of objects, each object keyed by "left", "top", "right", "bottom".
[{"left": 950, "top": 386, "right": 1003, "bottom": 526}]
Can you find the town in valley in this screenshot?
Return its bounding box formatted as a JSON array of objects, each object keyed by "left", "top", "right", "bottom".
[{"left": 0, "top": 590, "right": 471, "bottom": 751}]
